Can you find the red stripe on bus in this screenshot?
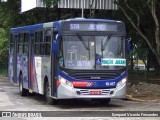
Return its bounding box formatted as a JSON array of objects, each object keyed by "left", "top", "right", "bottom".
[{"left": 72, "top": 82, "right": 88, "bottom": 87}]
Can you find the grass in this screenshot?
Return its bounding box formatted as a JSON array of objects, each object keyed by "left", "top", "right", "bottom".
[
  {"left": 0, "top": 71, "right": 7, "bottom": 77},
  {"left": 0, "top": 62, "right": 8, "bottom": 77}
]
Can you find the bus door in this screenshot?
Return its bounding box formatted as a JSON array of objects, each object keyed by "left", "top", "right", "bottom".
[
  {"left": 51, "top": 28, "right": 58, "bottom": 97},
  {"left": 9, "top": 34, "right": 18, "bottom": 84},
  {"left": 17, "top": 33, "right": 30, "bottom": 89},
  {"left": 13, "top": 35, "right": 18, "bottom": 84},
  {"left": 28, "top": 33, "right": 34, "bottom": 91}
]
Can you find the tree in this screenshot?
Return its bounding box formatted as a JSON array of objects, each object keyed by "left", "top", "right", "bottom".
[
  {"left": 0, "top": 28, "right": 8, "bottom": 63},
  {"left": 115, "top": 0, "right": 160, "bottom": 68},
  {"left": 0, "top": 0, "right": 59, "bottom": 62},
  {"left": 43, "top": 0, "right": 58, "bottom": 8}
]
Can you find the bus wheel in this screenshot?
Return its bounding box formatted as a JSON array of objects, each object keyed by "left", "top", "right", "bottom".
[
  {"left": 19, "top": 74, "right": 27, "bottom": 96},
  {"left": 44, "top": 81, "right": 57, "bottom": 105}
]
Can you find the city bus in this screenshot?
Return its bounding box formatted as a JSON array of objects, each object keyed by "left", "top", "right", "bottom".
[{"left": 8, "top": 18, "right": 128, "bottom": 104}]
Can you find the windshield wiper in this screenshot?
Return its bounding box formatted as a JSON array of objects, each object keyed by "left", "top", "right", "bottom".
[
  {"left": 76, "top": 33, "right": 89, "bottom": 50},
  {"left": 101, "top": 35, "right": 111, "bottom": 51}
]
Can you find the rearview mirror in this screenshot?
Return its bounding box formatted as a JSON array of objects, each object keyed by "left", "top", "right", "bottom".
[{"left": 127, "top": 38, "right": 131, "bottom": 53}]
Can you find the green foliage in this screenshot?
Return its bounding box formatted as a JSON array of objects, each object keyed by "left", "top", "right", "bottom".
[
  {"left": 0, "top": 0, "right": 60, "bottom": 63},
  {"left": 114, "top": 0, "right": 160, "bottom": 70},
  {"left": 43, "top": 0, "right": 58, "bottom": 8},
  {"left": 0, "top": 28, "right": 8, "bottom": 63},
  {"left": 61, "top": 13, "right": 72, "bottom": 20}
]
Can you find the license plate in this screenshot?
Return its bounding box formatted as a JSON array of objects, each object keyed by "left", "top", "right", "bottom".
[{"left": 89, "top": 90, "right": 101, "bottom": 95}]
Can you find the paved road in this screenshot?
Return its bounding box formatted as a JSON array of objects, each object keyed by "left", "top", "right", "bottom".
[{"left": 0, "top": 77, "right": 160, "bottom": 120}]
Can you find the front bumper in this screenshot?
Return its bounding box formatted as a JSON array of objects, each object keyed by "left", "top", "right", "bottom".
[{"left": 57, "top": 83, "right": 126, "bottom": 99}]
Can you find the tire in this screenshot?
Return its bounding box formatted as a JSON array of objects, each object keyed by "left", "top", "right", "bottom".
[
  {"left": 19, "top": 74, "right": 27, "bottom": 96},
  {"left": 44, "top": 81, "right": 58, "bottom": 105}
]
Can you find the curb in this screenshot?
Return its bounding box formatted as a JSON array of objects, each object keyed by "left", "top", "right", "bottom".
[{"left": 126, "top": 95, "right": 146, "bottom": 102}]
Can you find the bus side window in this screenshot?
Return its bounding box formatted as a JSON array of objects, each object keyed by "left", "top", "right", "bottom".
[
  {"left": 35, "top": 44, "right": 40, "bottom": 55},
  {"left": 45, "top": 30, "right": 51, "bottom": 42},
  {"left": 40, "top": 43, "right": 45, "bottom": 55},
  {"left": 35, "top": 30, "right": 43, "bottom": 56},
  {"left": 10, "top": 44, "right": 14, "bottom": 54},
  {"left": 23, "top": 33, "right": 29, "bottom": 54},
  {"left": 18, "top": 33, "right": 29, "bottom": 55},
  {"left": 35, "top": 31, "right": 42, "bottom": 43},
  {"left": 45, "top": 30, "right": 51, "bottom": 55},
  {"left": 18, "top": 34, "right": 23, "bottom": 54},
  {"left": 9, "top": 34, "right": 14, "bottom": 54},
  {"left": 18, "top": 44, "right": 23, "bottom": 54}
]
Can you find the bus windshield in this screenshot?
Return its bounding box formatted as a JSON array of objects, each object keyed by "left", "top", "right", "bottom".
[{"left": 59, "top": 35, "right": 126, "bottom": 70}]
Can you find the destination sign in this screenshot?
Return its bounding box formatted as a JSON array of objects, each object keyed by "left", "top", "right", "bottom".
[
  {"left": 101, "top": 58, "right": 126, "bottom": 66},
  {"left": 69, "top": 23, "right": 117, "bottom": 31},
  {"left": 62, "top": 21, "right": 124, "bottom": 32}
]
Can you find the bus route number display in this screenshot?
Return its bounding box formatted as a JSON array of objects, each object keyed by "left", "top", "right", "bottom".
[{"left": 70, "top": 23, "right": 117, "bottom": 31}]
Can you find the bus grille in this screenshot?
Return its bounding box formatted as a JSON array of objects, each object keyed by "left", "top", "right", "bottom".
[
  {"left": 79, "top": 89, "right": 111, "bottom": 95},
  {"left": 62, "top": 68, "right": 125, "bottom": 80}
]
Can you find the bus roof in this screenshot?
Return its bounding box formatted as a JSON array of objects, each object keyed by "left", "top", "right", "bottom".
[
  {"left": 64, "top": 18, "right": 123, "bottom": 23},
  {"left": 10, "top": 23, "right": 44, "bottom": 34},
  {"left": 10, "top": 18, "right": 124, "bottom": 34}
]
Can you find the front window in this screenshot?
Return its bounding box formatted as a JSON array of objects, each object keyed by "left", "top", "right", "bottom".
[{"left": 59, "top": 34, "right": 125, "bottom": 70}]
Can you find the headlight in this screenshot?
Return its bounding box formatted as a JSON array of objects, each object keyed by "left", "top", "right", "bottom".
[
  {"left": 117, "top": 78, "right": 127, "bottom": 88},
  {"left": 59, "top": 77, "right": 66, "bottom": 84},
  {"left": 59, "top": 76, "right": 73, "bottom": 88}
]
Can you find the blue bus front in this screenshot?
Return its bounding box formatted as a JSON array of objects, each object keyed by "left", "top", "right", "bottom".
[{"left": 56, "top": 19, "right": 127, "bottom": 99}]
